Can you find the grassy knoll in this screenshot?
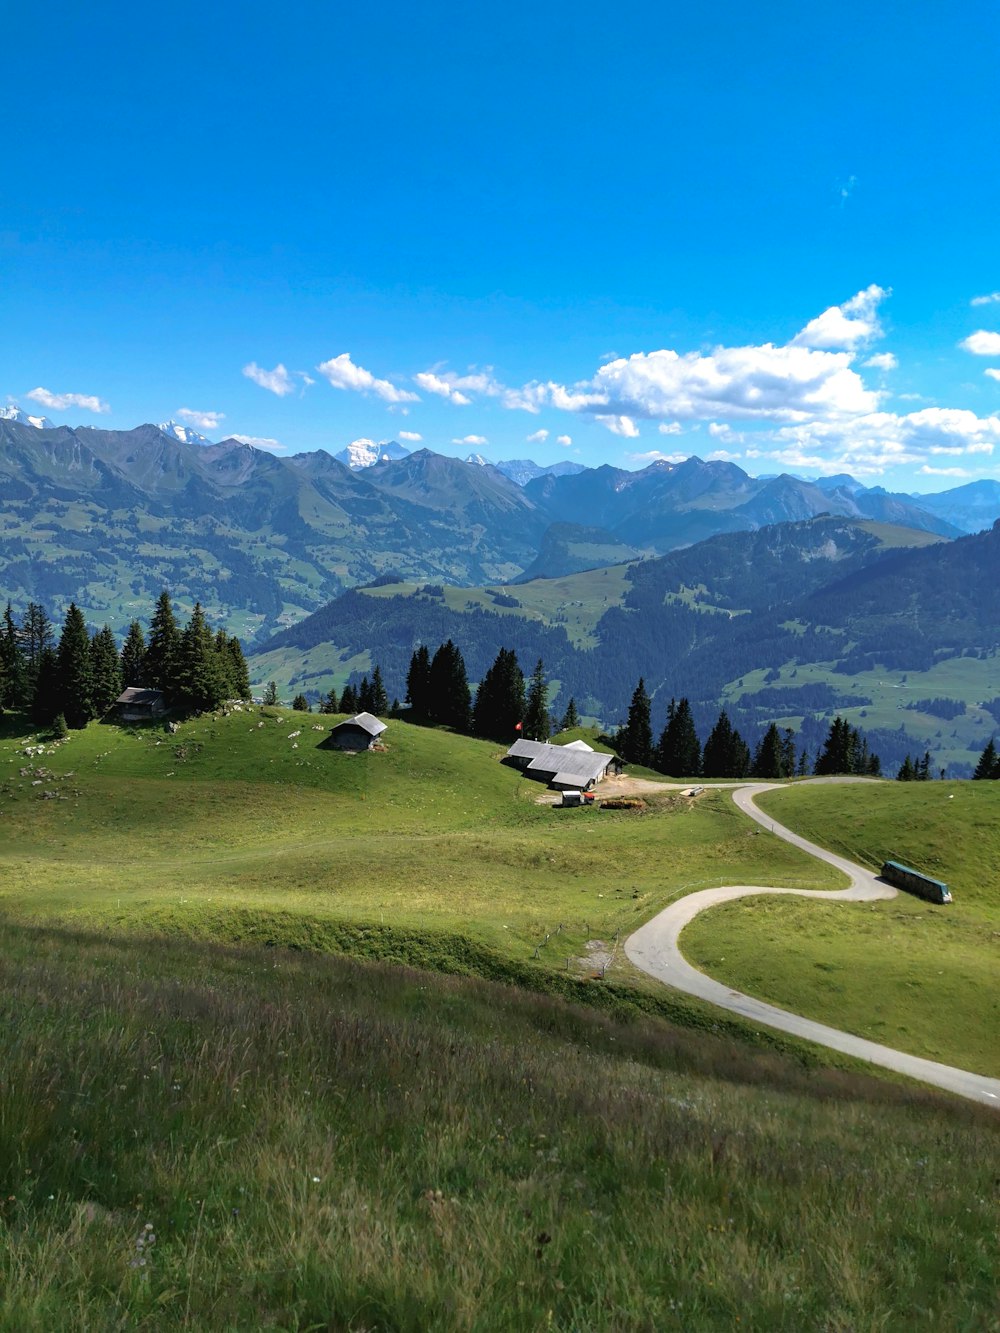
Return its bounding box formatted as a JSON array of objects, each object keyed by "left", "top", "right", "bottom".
[
  {"left": 0, "top": 709, "right": 840, "bottom": 992},
  {"left": 0, "top": 921, "right": 997, "bottom": 1331},
  {"left": 683, "top": 782, "right": 1000, "bottom": 1076}
]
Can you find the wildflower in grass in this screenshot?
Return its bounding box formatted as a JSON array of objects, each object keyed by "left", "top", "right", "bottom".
[{"left": 129, "top": 1222, "right": 156, "bottom": 1270}]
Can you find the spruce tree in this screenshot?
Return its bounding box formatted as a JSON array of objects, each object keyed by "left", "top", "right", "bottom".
[
  {"left": 56, "top": 603, "right": 95, "bottom": 729},
  {"left": 559, "top": 697, "right": 579, "bottom": 732},
  {"left": 370, "top": 664, "right": 389, "bottom": 715},
  {"left": 427, "top": 639, "right": 471, "bottom": 731},
  {"left": 89, "top": 625, "right": 122, "bottom": 716},
  {"left": 897, "top": 754, "right": 916, "bottom": 781},
  {"left": 656, "top": 696, "right": 700, "bottom": 775},
  {"left": 702, "top": 710, "right": 736, "bottom": 778},
  {"left": 263, "top": 681, "right": 279, "bottom": 706},
  {"left": 472, "top": 647, "right": 524, "bottom": 740},
  {"left": 339, "top": 683, "right": 358, "bottom": 712},
  {"left": 292, "top": 693, "right": 310, "bottom": 711},
  {"left": 144, "top": 591, "right": 181, "bottom": 694},
  {"left": 225, "top": 636, "right": 252, "bottom": 701},
  {"left": 621, "top": 678, "right": 653, "bottom": 767},
  {"left": 973, "top": 738, "right": 998, "bottom": 779},
  {"left": 1, "top": 602, "right": 26, "bottom": 709},
  {"left": 120, "top": 620, "right": 146, "bottom": 688},
  {"left": 319, "top": 688, "right": 340, "bottom": 714},
  {"left": 31, "top": 648, "right": 60, "bottom": 725},
  {"left": 20, "top": 602, "right": 54, "bottom": 702},
  {"left": 751, "top": 722, "right": 786, "bottom": 779},
  {"left": 175, "top": 603, "right": 225, "bottom": 714},
  {"left": 523, "top": 659, "right": 550, "bottom": 741},
  {"left": 405, "top": 645, "right": 432, "bottom": 717},
  {"left": 357, "top": 676, "right": 374, "bottom": 711}
]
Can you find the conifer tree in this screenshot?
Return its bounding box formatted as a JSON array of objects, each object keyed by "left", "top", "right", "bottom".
[
  {"left": 370, "top": 664, "right": 389, "bottom": 715},
  {"left": 144, "top": 591, "right": 181, "bottom": 694},
  {"left": 339, "top": 682, "right": 358, "bottom": 712},
  {"left": 427, "top": 639, "right": 471, "bottom": 731},
  {"left": 405, "top": 645, "right": 432, "bottom": 718},
  {"left": 973, "top": 737, "right": 998, "bottom": 779},
  {"left": 319, "top": 688, "right": 340, "bottom": 714},
  {"left": 89, "top": 625, "right": 122, "bottom": 717},
  {"left": 56, "top": 603, "right": 94, "bottom": 729},
  {"left": 559, "top": 697, "right": 579, "bottom": 731},
  {"left": 702, "top": 710, "right": 734, "bottom": 778},
  {"left": 120, "top": 620, "right": 146, "bottom": 688},
  {"left": 620, "top": 678, "right": 653, "bottom": 767},
  {"left": 292, "top": 693, "right": 310, "bottom": 711},
  {"left": 175, "top": 602, "right": 225, "bottom": 714},
  {"left": 225, "top": 636, "right": 252, "bottom": 701},
  {"left": 20, "top": 602, "right": 54, "bottom": 702},
  {"left": 31, "top": 648, "right": 60, "bottom": 726},
  {"left": 1, "top": 602, "right": 26, "bottom": 709},
  {"left": 751, "top": 722, "right": 787, "bottom": 779},
  {"left": 897, "top": 754, "right": 916, "bottom": 781},
  {"left": 357, "top": 676, "right": 374, "bottom": 711},
  {"left": 263, "top": 680, "right": 279, "bottom": 706},
  {"left": 523, "top": 659, "right": 550, "bottom": 741},
  {"left": 472, "top": 647, "right": 524, "bottom": 740},
  {"left": 656, "top": 696, "right": 700, "bottom": 775}
]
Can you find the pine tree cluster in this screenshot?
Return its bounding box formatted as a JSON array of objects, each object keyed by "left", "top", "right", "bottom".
[
  {"left": 971, "top": 737, "right": 1000, "bottom": 780},
  {"left": 0, "top": 593, "right": 251, "bottom": 728}
]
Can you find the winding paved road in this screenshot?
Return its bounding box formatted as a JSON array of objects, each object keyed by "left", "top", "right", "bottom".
[{"left": 625, "top": 780, "right": 1000, "bottom": 1108}]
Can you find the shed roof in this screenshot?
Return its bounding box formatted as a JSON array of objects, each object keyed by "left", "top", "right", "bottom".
[
  {"left": 524, "top": 746, "right": 613, "bottom": 784},
  {"left": 507, "top": 738, "right": 550, "bottom": 759},
  {"left": 331, "top": 711, "right": 387, "bottom": 738},
  {"left": 115, "top": 687, "right": 164, "bottom": 706}
]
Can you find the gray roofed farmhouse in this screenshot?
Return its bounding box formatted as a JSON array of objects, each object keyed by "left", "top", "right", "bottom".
[
  {"left": 503, "top": 738, "right": 617, "bottom": 789},
  {"left": 322, "top": 711, "right": 388, "bottom": 751},
  {"left": 112, "top": 687, "right": 166, "bottom": 721}
]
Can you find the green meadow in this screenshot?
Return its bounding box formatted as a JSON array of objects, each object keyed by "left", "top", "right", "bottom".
[
  {"left": 2, "top": 711, "right": 998, "bottom": 1327},
  {"left": 682, "top": 781, "right": 1000, "bottom": 1076}
]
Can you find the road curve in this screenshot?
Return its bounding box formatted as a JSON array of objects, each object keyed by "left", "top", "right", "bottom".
[{"left": 625, "top": 780, "right": 1000, "bottom": 1108}]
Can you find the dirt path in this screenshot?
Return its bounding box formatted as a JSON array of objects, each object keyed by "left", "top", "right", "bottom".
[{"left": 625, "top": 780, "right": 1000, "bottom": 1108}]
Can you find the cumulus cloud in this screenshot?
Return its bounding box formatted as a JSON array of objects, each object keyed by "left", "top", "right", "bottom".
[
  {"left": 658, "top": 421, "right": 682, "bottom": 435},
  {"left": 526, "top": 428, "right": 549, "bottom": 443},
  {"left": 594, "top": 413, "right": 640, "bottom": 437},
  {"left": 415, "top": 368, "right": 546, "bottom": 413},
  {"left": 242, "top": 362, "right": 297, "bottom": 396},
  {"left": 985, "top": 369, "right": 1000, "bottom": 382},
  {"left": 26, "top": 387, "right": 109, "bottom": 414},
  {"left": 556, "top": 434, "right": 572, "bottom": 447},
  {"left": 864, "top": 352, "right": 898, "bottom": 371},
  {"left": 920, "top": 465, "right": 972, "bottom": 477},
  {"left": 397, "top": 430, "right": 422, "bottom": 441},
  {"left": 961, "top": 331, "right": 1000, "bottom": 356},
  {"left": 317, "top": 353, "right": 419, "bottom": 404},
  {"left": 229, "top": 434, "right": 287, "bottom": 454},
  {"left": 790, "top": 285, "right": 888, "bottom": 351},
  {"left": 971, "top": 293, "right": 1000, "bottom": 306},
  {"left": 452, "top": 434, "right": 487, "bottom": 446},
  {"left": 765, "top": 407, "right": 1000, "bottom": 476},
  {"left": 627, "top": 450, "right": 686, "bottom": 465},
  {"left": 177, "top": 407, "right": 226, "bottom": 431}
]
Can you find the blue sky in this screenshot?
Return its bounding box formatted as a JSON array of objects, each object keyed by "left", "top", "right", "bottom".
[{"left": 4, "top": 0, "right": 1000, "bottom": 489}]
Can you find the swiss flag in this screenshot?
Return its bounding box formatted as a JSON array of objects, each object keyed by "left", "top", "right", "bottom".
[{"left": 515, "top": 721, "right": 523, "bottom": 731}]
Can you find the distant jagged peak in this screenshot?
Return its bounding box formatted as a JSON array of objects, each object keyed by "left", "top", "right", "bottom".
[
  {"left": 334, "top": 437, "right": 411, "bottom": 469},
  {"left": 464, "top": 452, "right": 492, "bottom": 467},
  {"left": 1, "top": 404, "right": 55, "bottom": 430},
  {"left": 158, "top": 419, "right": 214, "bottom": 447}
]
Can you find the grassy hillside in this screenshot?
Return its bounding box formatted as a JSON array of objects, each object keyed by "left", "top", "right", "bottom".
[
  {"left": 2, "top": 924, "right": 996, "bottom": 1330},
  {"left": 682, "top": 782, "right": 1000, "bottom": 1075},
  {"left": 0, "top": 710, "right": 839, "bottom": 994}
]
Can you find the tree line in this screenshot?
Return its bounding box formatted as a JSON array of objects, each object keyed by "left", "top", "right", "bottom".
[
  {"left": 615, "top": 678, "right": 882, "bottom": 779},
  {"left": 0, "top": 592, "right": 250, "bottom": 730}
]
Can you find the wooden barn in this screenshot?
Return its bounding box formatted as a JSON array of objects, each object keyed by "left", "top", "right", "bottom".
[
  {"left": 112, "top": 687, "right": 167, "bottom": 722},
  {"left": 322, "top": 711, "right": 387, "bottom": 751}
]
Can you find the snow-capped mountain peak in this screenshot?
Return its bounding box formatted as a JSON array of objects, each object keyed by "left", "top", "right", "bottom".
[
  {"left": 158, "top": 419, "right": 214, "bottom": 446},
  {"left": 464, "top": 452, "right": 492, "bottom": 467},
  {"left": 333, "top": 438, "right": 411, "bottom": 469},
  {"left": 1, "top": 405, "right": 55, "bottom": 429}
]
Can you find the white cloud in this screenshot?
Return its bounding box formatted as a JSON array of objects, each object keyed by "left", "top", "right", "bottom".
[
  {"left": 317, "top": 353, "right": 419, "bottom": 404},
  {"left": 452, "top": 434, "right": 487, "bottom": 446},
  {"left": 864, "top": 352, "right": 898, "bottom": 371},
  {"left": 556, "top": 434, "right": 572, "bottom": 447},
  {"left": 594, "top": 413, "right": 640, "bottom": 437},
  {"left": 242, "top": 362, "right": 296, "bottom": 396},
  {"left": 397, "top": 430, "right": 423, "bottom": 442},
  {"left": 414, "top": 371, "right": 474, "bottom": 405},
  {"left": 707, "top": 449, "right": 741, "bottom": 461},
  {"left": 766, "top": 407, "right": 1000, "bottom": 476},
  {"left": 658, "top": 421, "right": 682, "bottom": 435},
  {"left": 971, "top": 293, "right": 1000, "bottom": 306},
  {"left": 920, "top": 465, "right": 972, "bottom": 477},
  {"left": 230, "top": 434, "right": 287, "bottom": 454},
  {"left": 415, "top": 367, "right": 545, "bottom": 413},
  {"left": 627, "top": 450, "right": 686, "bottom": 465},
  {"left": 177, "top": 407, "right": 226, "bottom": 431},
  {"left": 26, "top": 387, "right": 109, "bottom": 414},
  {"left": 526, "top": 428, "right": 549, "bottom": 444},
  {"left": 790, "top": 285, "right": 888, "bottom": 351},
  {"left": 985, "top": 369, "right": 1000, "bottom": 382},
  {"left": 961, "top": 331, "right": 1000, "bottom": 356}
]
